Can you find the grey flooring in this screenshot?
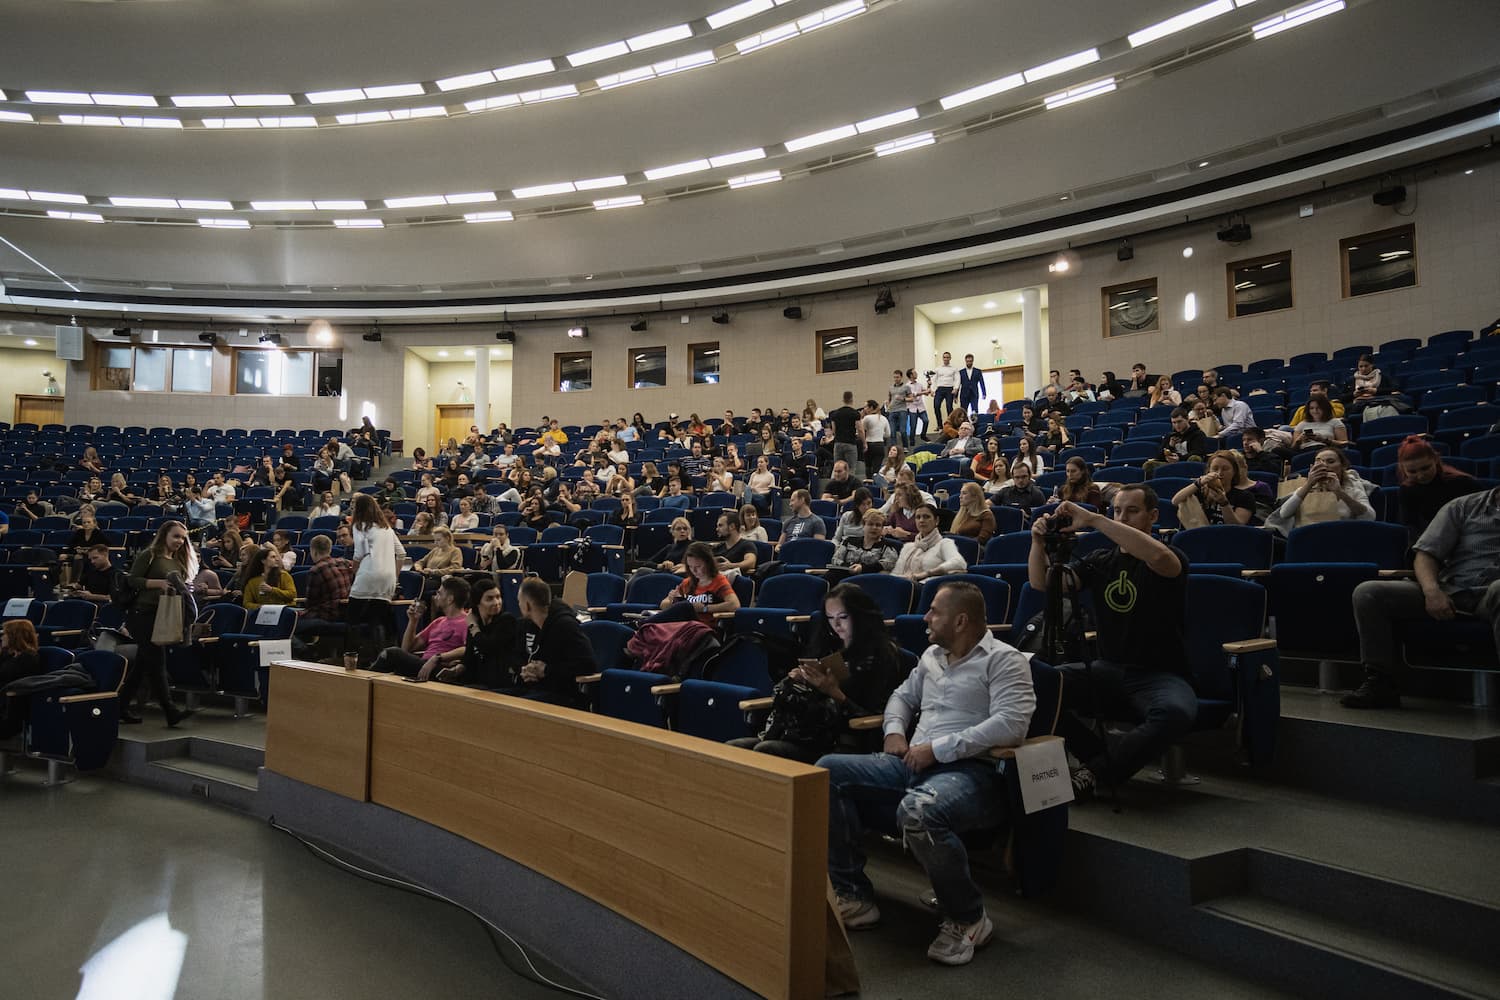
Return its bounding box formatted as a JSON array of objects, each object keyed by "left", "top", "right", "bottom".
[{"left": 2, "top": 773, "right": 1294, "bottom": 1000}]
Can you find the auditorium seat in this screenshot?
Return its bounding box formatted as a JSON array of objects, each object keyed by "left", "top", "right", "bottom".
[
  {"left": 1283, "top": 521, "right": 1408, "bottom": 571},
  {"left": 844, "top": 574, "right": 914, "bottom": 619}
]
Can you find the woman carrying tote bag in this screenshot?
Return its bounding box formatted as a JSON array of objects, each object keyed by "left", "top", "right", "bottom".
[{"left": 122, "top": 520, "right": 197, "bottom": 727}]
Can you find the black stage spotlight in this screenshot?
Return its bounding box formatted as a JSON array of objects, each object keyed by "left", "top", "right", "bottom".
[
  {"left": 1372, "top": 184, "right": 1407, "bottom": 206},
  {"left": 259, "top": 332, "right": 283, "bottom": 345},
  {"left": 198, "top": 331, "right": 218, "bottom": 344},
  {"left": 783, "top": 306, "right": 804, "bottom": 320},
  {"left": 495, "top": 329, "right": 515, "bottom": 343},
  {"left": 629, "top": 317, "right": 648, "bottom": 332},
  {"left": 1117, "top": 241, "right": 1134, "bottom": 262},
  {"left": 1216, "top": 221, "right": 1252, "bottom": 243},
  {"left": 362, "top": 328, "right": 382, "bottom": 343},
  {"left": 111, "top": 327, "right": 133, "bottom": 337},
  {"left": 710, "top": 311, "right": 730, "bottom": 325},
  {"left": 873, "top": 286, "right": 895, "bottom": 314}
]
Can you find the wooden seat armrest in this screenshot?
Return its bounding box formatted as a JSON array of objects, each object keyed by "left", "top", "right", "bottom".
[
  {"left": 1379, "top": 569, "right": 1415, "bottom": 578},
  {"left": 986, "top": 734, "right": 1063, "bottom": 760},
  {"left": 847, "top": 714, "right": 883, "bottom": 731},
  {"left": 650, "top": 682, "right": 682, "bottom": 696},
  {"left": 738, "top": 696, "right": 775, "bottom": 712},
  {"left": 197, "top": 636, "right": 220, "bottom": 645},
  {"left": 59, "top": 691, "right": 119, "bottom": 704},
  {"left": 1223, "top": 638, "right": 1277, "bottom": 654},
  {"left": 807, "top": 568, "right": 828, "bottom": 575},
  {"left": 602, "top": 544, "right": 626, "bottom": 551},
  {"left": 46, "top": 629, "right": 85, "bottom": 637},
  {"left": 1084, "top": 630, "right": 1098, "bottom": 641},
  {"left": 586, "top": 607, "right": 607, "bottom": 614},
  {"left": 1241, "top": 569, "right": 1272, "bottom": 579},
  {"left": 787, "top": 615, "right": 812, "bottom": 623},
  {"left": 575, "top": 673, "right": 603, "bottom": 685},
  {"left": 987, "top": 623, "right": 1011, "bottom": 633},
  {"left": 712, "top": 611, "right": 736, "bottom": 620}
]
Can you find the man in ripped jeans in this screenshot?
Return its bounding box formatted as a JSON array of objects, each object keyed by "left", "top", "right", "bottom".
[{"left": 819, "top": 581, "right": 1034, "bottom": 966}]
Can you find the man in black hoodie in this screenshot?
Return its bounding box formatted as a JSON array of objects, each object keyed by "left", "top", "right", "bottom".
[{"left": 506, "top": 577, "right": 595, "bottom": 707}]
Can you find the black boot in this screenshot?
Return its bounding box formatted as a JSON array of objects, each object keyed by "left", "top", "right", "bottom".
[{"left": 1341, "top": 672, "right": 1401, "bottom": 709}]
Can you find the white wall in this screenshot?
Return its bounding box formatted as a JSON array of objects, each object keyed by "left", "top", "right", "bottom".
[
  {"left": 401, "top": 352, "right": 430, "bottom": 454},
  {"left": 426, "top": 359, "right": 514, "bottom": 428},
  {"left": 931, "top": 310, "right": 1050, "bottom": 371},
  {"left": 0, "top": 347, "right": 62, "bottom": 421}
]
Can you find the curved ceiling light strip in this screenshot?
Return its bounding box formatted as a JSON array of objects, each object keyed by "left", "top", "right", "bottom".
[
  {"left": 0, "top": 0, "right": 883, "bottom": 132},
  {"left": 0, "top": 0, "right": 1347, "bottom": 227}
]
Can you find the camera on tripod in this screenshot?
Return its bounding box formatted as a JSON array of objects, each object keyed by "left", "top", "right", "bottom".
[
  {"left": 1042, "top": 513, "right": 1075, "bottom": 559},
  {"left": 923, "top": 370, "right": 937, "bottom": 379}
]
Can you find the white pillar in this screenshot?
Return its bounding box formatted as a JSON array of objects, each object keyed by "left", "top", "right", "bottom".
[
  {"left": 1021, "top": 287, "right": 1043, "bottom": 398},
  {"left": 472, "top": 347, "right": 491, "bottom": 434}
]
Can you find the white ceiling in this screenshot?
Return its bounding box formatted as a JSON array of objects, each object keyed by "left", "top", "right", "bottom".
[
  {"left": 407, "top": 344, "right": 514, "bottom": 363},
  {"left": 0, "top": 0, "right": 1498, "bottom": 318},
  {"left": 914, "top": 288, "right": 1051, "bottom": 325}
]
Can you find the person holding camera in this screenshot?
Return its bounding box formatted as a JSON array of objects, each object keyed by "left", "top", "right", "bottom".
[{"left": 1027, "top": 485, "right": 1196, "bottom": 798}]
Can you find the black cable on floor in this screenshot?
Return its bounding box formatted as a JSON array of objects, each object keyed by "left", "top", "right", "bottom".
[{"left": 267, "top": 815, "right": 608, "bottom": 1000}]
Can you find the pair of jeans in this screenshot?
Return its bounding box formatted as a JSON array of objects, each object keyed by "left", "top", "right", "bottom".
[
  {"left": 1353, "top": 578, "right": 1500, "bottom": 677},
  {"left": 819, "top": 751, "right": 1006, "bottom": 925},
  {"left": 727, "top": 736, "right": 823, "bottom": 763},
  {"left": 1055, "top": 661, "right": 1197, "bottom": 786}
]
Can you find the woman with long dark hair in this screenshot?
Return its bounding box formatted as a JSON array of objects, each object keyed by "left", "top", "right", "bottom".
[
  {"left": 122, "top": 520, "right": 197, "bottom": 727},
  {"left": 728, "top": 583, "right": 901, "bottom": 762}
]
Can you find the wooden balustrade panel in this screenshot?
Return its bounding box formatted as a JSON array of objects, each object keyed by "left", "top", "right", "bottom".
[
  {"left": 264, "top": 661, "right": 375, "bottom": 802},
  {"left": 368, "top": 678, "right": 828, "bottom": 1000}
]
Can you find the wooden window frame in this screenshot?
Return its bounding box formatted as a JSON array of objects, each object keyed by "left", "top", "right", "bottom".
[
  {"left": 231, "top": 347, "right": 319, "bottom": 397},
  {"left": 1226, "top": 250, "right": 1294, "bottom": 319},
  {"left": 689, "top": 342, "right": 720, "bottom": 385},
  {"left": 1340, "top": 223, "right": 1417, "bottom": 299},
  {"left": 553, "top": 350, "right": 593, "bottom": 393},
  {"left": 628, "top": 345, "right": 667, "bottom": 389},
  {"left": 815, "top": 327, "right": 859, "bottom": 375}
]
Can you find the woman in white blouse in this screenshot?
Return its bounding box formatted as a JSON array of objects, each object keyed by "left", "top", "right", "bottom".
[{"left": 892, "top": 504, "right": 967, "bottom": 582}]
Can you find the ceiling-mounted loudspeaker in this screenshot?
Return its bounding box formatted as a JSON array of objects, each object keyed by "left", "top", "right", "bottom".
[
  {"left": 783, "top": 306, "right": 803, "bottom": 320},
  {"left": 710, "top": 311, "right": 730, "bottom": 325},
  {"left": 873, "top": 286, "right": 895, "bottom": 314},
  {"left": 1117, "top": 241, "right": 1134, "bottom": 262},
  {"left": 1372, "top": 184, "right": 1407, "bottom": 206},
  {"left": 54, "top": 326, "right": 84, "bottom": 361},
  {"left": 629, "top": 318, "right": 648, "bottom": 332},
  {"left": 111, "top": 327, "right": 133, "bottom": 338},
  {"left": 1216, "top": 222, "right": 1252, "bottom": 243}
]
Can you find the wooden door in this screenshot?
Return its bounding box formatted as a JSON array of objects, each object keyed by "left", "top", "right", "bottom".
[
  {"left": 15, "top": 393, "right": 64, "bottom": 426},
  {"left": 434, "top": 404, "right": 473, "bottom": 452}
]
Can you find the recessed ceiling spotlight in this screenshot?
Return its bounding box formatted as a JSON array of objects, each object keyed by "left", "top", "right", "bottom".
[
  {"left": 1047, "top": 256, "right": 1071, "bottom": 273},
  {"left": 1198, "top": 160, "right": 1210, "bottom": 167},
  {"left": 23, "top": 339, "right": 37, "bottom": 346},
  {"left": 1182, "top": 246, "right": 1195, "bottom": 258},
  {"left": 1015, "top": 295, "right": 1025, "bottom": 304},
  {"left": 949, "top": 306, "right": 964, "bottom": 315},
  {"left": 983, "top": 301, "right": 997, "bottom": 309},
  {"left": 1465, "top": 169, "right": 1475, "bottom": 175},
  {"left": 464, "top": 349, "right": 476, "bottom": 357},
  {"left": 437, "top": 350, "right": 449, "bottom": 357}
]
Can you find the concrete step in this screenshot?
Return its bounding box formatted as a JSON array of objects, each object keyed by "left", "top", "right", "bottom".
[
  {"left": 1197, "top": 893, "right": 1500, "bottom": 1000},
  {"left": 145, "top": 756, "right": 260, "bottom": 814}
]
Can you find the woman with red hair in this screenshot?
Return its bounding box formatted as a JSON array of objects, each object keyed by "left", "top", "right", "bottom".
[{"left": 1395, "top": 436, "right": 1482, "bottom": 541}]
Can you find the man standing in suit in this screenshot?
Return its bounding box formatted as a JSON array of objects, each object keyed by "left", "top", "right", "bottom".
[{"left": 957, "top": 354, "right": 987, "bottom": 417}]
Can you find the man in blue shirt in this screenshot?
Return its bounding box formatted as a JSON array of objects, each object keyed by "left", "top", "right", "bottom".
[{"left": 821, "top": 581, "right": 1034, "bottom": 966}]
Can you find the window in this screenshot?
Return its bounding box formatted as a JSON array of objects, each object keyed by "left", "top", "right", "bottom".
[
  {"left": 97, "top": 346, "right": 132, "bottom": 390},
  {"left": 236, "top": 349, "right": 315, "bottom": 395},
  {"left": 171, "top": 348, "right": 214, "bottom": 393},
  {"left": 554, "top": 352, "right": 592, "bottom": 392},
  {"left": 1342, "top": 224, "right": 1416, "bottom": 298},
  {"left": 689, "top": 342, "right": 720, "bottom": 385},
  {"left": 629, "top": 346, "right": 667, "bottom": 388},
  {"left": 816, "top": 327, "right": 858, "bottom": 374},
  {"left": 133, "top": 347, "right": 169, "bottom": 392},
  {"left": 1101, "top": 278, "right": 1159, "bottom": 338},
  {"left": 1228, "top": 251, "right": 1293, "bottom": 318}
]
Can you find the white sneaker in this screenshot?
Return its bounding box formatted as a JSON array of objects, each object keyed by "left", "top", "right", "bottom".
[
  {"left": 835, "top": 894, "right": 881, "bottom": 930},
  {"left": 926, "top": 912, "right": 994, "bottom": 965}
]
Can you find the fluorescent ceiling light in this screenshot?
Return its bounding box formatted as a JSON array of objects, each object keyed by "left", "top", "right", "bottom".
[
  {"left": 518, "top": 85, "right": 578, "bottom": 104},
  {"left": 313, "top": 200, "right": 367, "bottom": 210},
  {"left": 251, "top": 200, "right": 317, "bottom": 211},
  {"left": 1252, "top": 0, "right": 1345, "bottom": 38},
  {"left": 28, "top": 191, "right": 88, "bottom": 204},
  {"left": 784, "top": 123, "right": 857, "bottom": 152},
  {"left": 337, "top": 111, "right": 391, "bottom": 124},
  {"left": 199, "top": 218, "right": 250, "bottom": 229},
  {"left": 202, "top": 118, "right": 261, "bottom": 129},
  {"left": 306, "top": 88, "right": 365, "bottom": 104},
  {"left": 27, "top": 91, "right": 91, "bottom": 104},
  {"left": 493, "top": 59, "right": 555, "bottom": 81},
  {"left": 334, "top": 218, "right": 384, "bottom": 228},
  {"left": 1128, "top": 0, "right": 1234, "bottom": 46},
  {"left": 0, "top": 189, "right": 28, "bottom": 200},
  {"left": 123, "top": 117, "right": 183, "bottom": 129},
  {"left": 728, "top": 170, "right": 781, "bottom": 188},
  {"left": 708, "top": 148, "right": 765, "bottom": 168},
  {"left": 797, "top": 0, "right": 866, "bottom": 32},
  {"left": 644, "top": 159, "right": 711, "bottom": 180},
  {"left": 465, "top": 95, "right": 522, "bottom": 112},
  {"left": 628, "top": 24, "right": 693, "bottom": 50},
  {"left": 568, "top": 40, "right": 630, "bottom": 67},
  {"left": 59, "top": 115, "right": 122, "bottom": 127},
  {"left": 708, "top": 0, "right": 774, "bottom": 29},
  {"left": 512, "top": 181, "right": 576, "bottom": 199},
  {"left": 231, "top": 94, "right": 295, "bottom": 107},
  {"left": 855, "top": 108, "right": 919, "bottom": 133},
  {"left": 46, "top": 210, "right": 103, "bottom": 223},
  {"left": 1044, "top": 78, "right": 1117, "bottom": 109},
  {"left": 92, "top": 93, "right": 158, "bottom": 107},
  {"left": 444, "top": 192, "right": 497, "bottom": 204},
  {"left": 110, "top": 197, "right": 177, "bottom": 208},
  {"left": 275, "top": 116, "right": 319, "bottom": 127},
  {"left": 939, "top": 73, "right": 1024, "bottom": 110},
  {"left": 653, "top": 50, "right": 715, "bottom": 75},
  {"left": 172, "top": 95, "right": 233, "bottom": 108},
  {"left": 435, "top": 71, "right": 496, "bottom": 92},
  {"left": 364, "top": 83, "right": 425, "bottom": 99},
  {"left": 573, "top": 175, "right": 628, "bottom": 190},
  {"left": 873, "top": 131, "right": 935, "bottom": 156},
  {"left": 384, "top": 195, "right": 446, "bottom": 208},
  {"left": 463, "top": 210, "right": 514, "bottom": 223},
  {"left": 395, "top": 106, "right": 446, "bottom": 120},
  {"left": 0, "top": 111, "right": 34, "bottom": 123},
  {"left": 594, "top": 195, "right": 644, "bottom": 210},
  {"left": 180, "top": 199, "right": 234, "bottom": 211},
  {"left": 596, "top": 66, "right": 656, "bottom": 90},
  {"left": 734, "top": 20, "right": 799, "bottom": 53},
  {"left": 1023, "top": 48, "right": 1100, "bottom": 83}
]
